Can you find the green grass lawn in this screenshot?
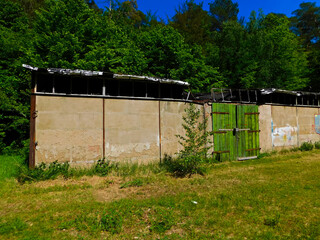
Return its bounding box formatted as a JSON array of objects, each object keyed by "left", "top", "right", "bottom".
[
  {"left": 0, "top": 155, "right": 24, "bottom": 181},
  {"left": 0, "top": 151, "right": 320, "bottom": 239}
]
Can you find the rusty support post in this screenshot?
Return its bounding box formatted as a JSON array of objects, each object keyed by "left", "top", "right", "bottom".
[{"left": 29, "top": 72, "right": 37, "bottom": 169}]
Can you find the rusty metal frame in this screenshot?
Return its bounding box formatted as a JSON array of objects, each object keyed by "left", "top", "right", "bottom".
[
  {"left": 212, "top": 112, "right": 229, "bottom": 114},
  {"left": 213, "top": 150, "right": 230, "bottom": 154},
  {"left": 245, "top": 148, "right": 261, "bottom": 152},
  {"left": 211, "top": 88, "right": 258, "bottom": 104}
]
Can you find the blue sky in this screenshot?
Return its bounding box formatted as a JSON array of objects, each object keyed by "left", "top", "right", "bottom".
[{"left": 96, "top": 0, "right": 320, "bottom": 21}]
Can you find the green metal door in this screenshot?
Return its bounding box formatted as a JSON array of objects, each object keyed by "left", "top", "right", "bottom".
[
  {"left": 212, "top": 103, "right": 260, "bottom": 161},
  {"left": 236, "top": 105, "right": 260, "bottom": 160},
  {"left": 212, "top": 103, "right": 236, "bottom": 161}
]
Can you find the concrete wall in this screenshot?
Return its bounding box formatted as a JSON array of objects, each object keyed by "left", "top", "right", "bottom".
[
  {"left": 104, "top": 99, "right": 160, "bottom": 163},
  {"left": 160, "top": 101, "right": 187, "bottom": 157},
  {"left": 34, "top": 95, "right": 320, "bottom": 164},
  {"left": 259, "top": 105, "right": 320, "bottom": 152},
  {"left": 34, "top": 95, "right": 206, "bottom": 165},
  {"left": 271, "top": 106, "right": 298, "bottom": 150},
  {"left": 259, "top": 105, "right": 273, "bottom": 152},
  {"left": 35, "top": 96, "right": 103, "bottom": 164},
  {"left": 297, "top": 107, "right": 320, "bottom": 144}
]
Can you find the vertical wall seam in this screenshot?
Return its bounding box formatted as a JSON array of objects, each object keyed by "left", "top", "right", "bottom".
[
  {"left": 103, "top": 98, "right": 105, "bottom": 159},
  {"left": 211, "top": 103, "right": 214, "bottom": 160},
  {"left": 158, "top": 100, "right": 162, "bottom": 163},
  {"left": 203, "top": 103, "right": 206, "bottom": 158},
  {"left": 296, "top": 106, "right": 299, "bottom": 147},
  {"left": 271, "top": 105, "right": 274, "bottom": 151}
]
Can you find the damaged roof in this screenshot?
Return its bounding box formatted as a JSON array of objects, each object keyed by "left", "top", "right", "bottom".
[
  {"left": 193, "top": 88, "right": 320, "bottom": 106},
  {"left": 22, "top": 64, "right": 189, "bottom": 86},
  {"left": 260, "top": 88, "right": 320, "bottom": 96}
]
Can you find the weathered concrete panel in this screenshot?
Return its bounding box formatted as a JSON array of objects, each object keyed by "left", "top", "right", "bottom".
[
  {"left": 160, "top": 101, "right": 187, "bottom": 157},
  {"left": 160, "top": 102, "right": 206, "bottom": 157},
  {"left": 104, "top": 99, "right": 160, "bottom": 163},
  {"left": 259, "top": 105, "right": 272, "bottom": 152},
  {"left": 271, "top": 106, "right": 298, "bottom": 149},
  {"left": 297, "top": 107, "right": 320, "bottom": 144},
  {"left": 35, "top": 96, "right": 103, "bottom": 165}
]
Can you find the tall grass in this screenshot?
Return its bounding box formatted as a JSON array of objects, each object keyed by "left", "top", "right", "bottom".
[
  {"left": 0, "top": 155, "right": 24, "bottom": 181},
  {"left": 15, "top": 159, "right": 167, "bottom": 184}
]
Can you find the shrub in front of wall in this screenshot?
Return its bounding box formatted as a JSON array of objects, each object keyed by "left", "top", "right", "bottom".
[
  {"left": 168, "top": 103, "right": 212, "bottom": 177},
  {"left": 93, "top": 159, "right": 116, "bottom": 177},
  {"left": 299, "top": 142, "right": 314, "bottom": 151},
  {"left": 161, "top": 154, "right": 205, "bottom": 177},
  {"left": 16, "top": 158, "right": 118, "bottom": 183},
  {"left": 16, "top": 161, "right": 70, "bottom": 183},
  {"left": 314, "top": 141, "right": 320, "bottom": 149}
]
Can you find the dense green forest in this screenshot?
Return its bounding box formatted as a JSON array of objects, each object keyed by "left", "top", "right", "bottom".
[{"left": 1, "top": 0, "right": 320, "bottom": 153}]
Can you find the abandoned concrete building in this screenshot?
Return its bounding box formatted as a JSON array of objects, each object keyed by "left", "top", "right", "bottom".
[{"left": 24, "top": 64, "right": 320, "bottom": 168}]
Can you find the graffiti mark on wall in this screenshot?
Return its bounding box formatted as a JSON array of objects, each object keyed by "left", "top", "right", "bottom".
[
  {"left": 315, "top": 115, "right": 320, "bottom": 134},
  {"left": 272, "top": 121, "right": 298, "bottom": 146}
]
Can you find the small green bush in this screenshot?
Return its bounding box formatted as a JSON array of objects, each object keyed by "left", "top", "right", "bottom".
[
  {"left": 166, "top": 104, "right": 212, "bottom": 177},
  {"left": 161, "top": 154, "right": 205, "bottom": 177},
  {"left": 314, "top": 141, "right": 320, "bottom": 149},
  {"left": 299, "top": 142, "right": 314, "bottom": 151},
  {"left": 93, "top": 159, "right": 116, "bottom": 176},
  {"left": 264, "top": 213, "right": 280, "bottom": 227}
]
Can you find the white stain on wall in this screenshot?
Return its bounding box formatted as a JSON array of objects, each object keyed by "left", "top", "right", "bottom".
[{"left": 272, "top": 122, "right": 298, "bottom": 147}]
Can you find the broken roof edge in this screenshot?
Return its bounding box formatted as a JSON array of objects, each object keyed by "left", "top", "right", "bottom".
[
  {"left": 113, "top": 73, "right": 189, "bottom": 86},
  {"left": 22, "top": 64, "right": 189, "bottom": 86},
  {"left": 260, "top": 88, "right": 320, "bottom": 96},
  {"left": 210, "top": 87, "right": 320, "bottom": 97}
]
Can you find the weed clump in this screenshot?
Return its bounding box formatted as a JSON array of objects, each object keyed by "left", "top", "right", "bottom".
[
  {"left": 150, "top": 207, "right": 175, "bottom": 233},
  {"left": 161, "top": 155, "right": 206, "bottom": 177},
  {"left": 16, "top": 159, "right": 117, "bottom": 183},
  {"left": 93, "top": 159, "right": 116, "bottom": 176},
  {"left": 17, "top": 161, "right": 70, "bottom": 183},
  {"left": 264, "top": 213, "right": 280, "bottom": 227},
  {"left": 299, "top": 141, "right": 314, "bottom": 151},
  {"left": 100, "top": 210, "right": 123, "bottom": 234},
  {"left": 120, "top": 178, "right": 144, "bottom": 189},
  {"left": 314, "top": 141, "right": 320, "bottom": 149}
]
